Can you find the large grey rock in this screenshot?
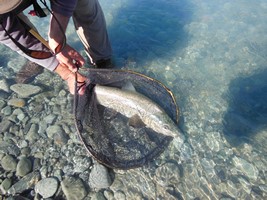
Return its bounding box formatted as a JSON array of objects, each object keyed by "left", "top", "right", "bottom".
[
  {"left": 0, "top": 119, "right": 13, "bottom": 134},
  {"left": 0, "top": 99, "right": 6, "bottom": 110},
  {"left": 7, "top": 98, "right": 26, "bottom": 107},
  {"left": 61, "top": 176, "right": 87, "bottom": 200},
  {"left": 89, "top": 163, "right": 112, "bottom": 189},
  {"left": 0, "top": 141, "right": 20, "bottom": 156},
  {"left": 1, "top": 105, "right": 12, "bottom": 115},
  {"left": 0, "top": 78, "right": 10, "bottom": 92},
  {"left": 10, "top": 83, "right": 42, "bottom": 97},
  {"left": 0, "top": 90, "right": 9, "bottom": 99},
  {"left": 1, "top": 154, "right": 17, "bottom": 171},
  {"left": 8, "top": 171, "right": 40, "bottom": 195},
  {"left": 25, "top": 124, "right": 39, "bottom": 142},
  {"left": 35, "top": 177, "right": 59, "bottom": 198},
  {"left": 53, "top": 131, "right": 69, "bottom": 146},
  {"left": 16, "top": 157, "right": 32, "bottom": 177},
  {"left": 0, "top": 178, "right": 12, "bottom": 194},
  {"left": 46, "top": 125, "right": 63, "bottom": 139}
]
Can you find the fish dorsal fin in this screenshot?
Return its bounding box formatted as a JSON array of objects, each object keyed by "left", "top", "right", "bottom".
[
  {"left": 128, "top": 114, "right": 146, "bottom": 128},
  {"left": 121, "top": 81, "right": 136, "bottom": 92}
]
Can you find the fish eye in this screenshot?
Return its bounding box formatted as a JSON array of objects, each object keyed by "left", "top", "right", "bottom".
[{"left": 163, "top": 124, "right": 170, "bottom": 130}]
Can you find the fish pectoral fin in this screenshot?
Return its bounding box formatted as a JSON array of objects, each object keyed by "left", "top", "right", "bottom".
[{"left": 128, "top": 114, "right": 146, "bottom": 128}]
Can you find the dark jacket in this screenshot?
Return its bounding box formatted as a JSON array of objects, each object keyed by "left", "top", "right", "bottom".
[{"left": 0, "top": 0, "right": 77, "bottom": 71}]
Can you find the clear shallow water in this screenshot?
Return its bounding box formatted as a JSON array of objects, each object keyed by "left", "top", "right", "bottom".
[{"left": 1, "top": 0, "right": 267, "bottom": 199}]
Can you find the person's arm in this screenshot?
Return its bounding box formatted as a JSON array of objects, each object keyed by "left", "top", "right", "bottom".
[
  {"left": 49, "top": 0, "right": 85, "bottom": 72},
  {"left": 0, "top": 14, "right": 87, "bottom": 95},
  {"left": 0, "top": 13, "right": 59, "bottom": 71}
]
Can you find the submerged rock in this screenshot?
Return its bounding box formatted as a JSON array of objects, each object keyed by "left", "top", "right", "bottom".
[
  {"left": 89, "top": 163, "right": 112, "bottom": 190},
  {"left": 15, "top": 61, "right": 44, "bottom": 84},
  {"left": 0, "top": 78, "right": 10, "bottom": 92},
  {"left": 46, "top": 125, "right": 63, "bottom": 139},
  {"left": 154, "top": 162, "right": 181, "bottom": 187},
  {"left": 8, "top": 171, "right": 40, "bottom": 195},
  {"left": 25, "top": 124, "right": 39, "bottom": 142},
  {"left": 232, "top": 156, "right": 259, "bottom": 181},
  {"left": 61, "top": 176, "right": 87, "bottom": 200},
  {"left": 16, "top": 157, "right": 32, "bottom": 177},
  {"left": 10, "top": 83, "right": 42, "bottom": 98},
  {"left": 0, "top": 178, "right": 12, "bottom": 194},
  {"left": 0, "top": 141, "right": 20, "bottom": 156},
  {"left": 7, "top": 98, "right": 26, "bottom": 107},
  {"left": 0, "top": 99, "right": 6, "bottom": 110},
  {"left": 35, "top": 177, "right": 59, "bottom": 198},
  {"left": 1, "top": 154, "right": 17, "bottom": 171}
]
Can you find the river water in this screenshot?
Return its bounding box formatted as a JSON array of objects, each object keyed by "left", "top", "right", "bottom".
[{"left": 0, "top": 0, "right": 267, "bottom": 199}]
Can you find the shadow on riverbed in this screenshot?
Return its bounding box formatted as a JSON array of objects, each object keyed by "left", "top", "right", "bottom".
[
  {"left": 223, "top": 68, "right": 267, "bottom": 146},
  {"left": 108, "top": 0, "right": 193, "bottom": 67}
]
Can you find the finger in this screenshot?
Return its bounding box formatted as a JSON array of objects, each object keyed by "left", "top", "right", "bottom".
[
  {"left": 72, "top": 54, "right": 85, "bottom": 67},
  {"left": 78, "top": 84, "right": 86, "bottom": 95},
  {"left": 66, "top": 60, "right": 77, "bottom": 72},
  {"left": 56, "top": 52, "right": 78, "bottom": 73}
]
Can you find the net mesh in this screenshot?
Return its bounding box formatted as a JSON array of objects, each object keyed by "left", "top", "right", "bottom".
[{"left": 74, "top": 68, "right": 179, "bottom": 169}]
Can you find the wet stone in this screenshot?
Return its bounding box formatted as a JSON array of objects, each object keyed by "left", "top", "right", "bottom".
[
  {"left": 1, "top": 154, "right": 17, "bottom": 171},
  {"left": 0, "top": 78, "right": 10, "bottom": 92},
  {"left": 0, "top": 90, "right": 9, "bottom": 99},
  {"left": 104, "top": 190, "right": 114, "bottom": 199},
  {"left": 53, "top": 169, "right": 63, "bottom": 181},
  {"left": 73, "top": 155, "right": 92, "bottom": 173},
  {"left": 35, "top": 177, "right": 59, "bottom": 198},
  {"left": 90, "top": 191, "right": 107, "bottom": 200},
  {"left": 10, "top": 83, "right": 42, "bottom": 98},
  {"left": 154, "top": 162, "right": 181, "bottom": 187},
  {"left": 26, "top": 124, "right": 39, "bottom": 142},
  {"left": 0, "top": 141, "right": 20, "bottom": 156},
  {"left": 1, "top": 106, "right": 12, "bottom": 116},
  {"left": 232, "top": 156, "right": 259, "bottom": 181},
  {"left": 215, "top": 167, "right": 227, "bottom": 182},
  {"left": 46, "top": 125, "right": 63, "bottom": 139},
  {"left": 89, "top": 163, "right": 112, "bottom": 190},
  {"left": 61, "top": 176, "right": 87, "bottom": 200},
  {"left": 44, "top": 114, "right": 57, "bottom": 125},
  {"left": 114, "top": 191, "right": 126, "bottom": 200},
  {"left": 17, "top": 140, "right": 28, "bottom": 149},
  {"left": 8, "top": 171, "right": 40, "bottom": 195},
  {"left": 0, "top": 178, "right": 12, "bottom": 194},
  {"left": 53, "top": 131, "right": 69, "bottom": 146},
  {"left": 16, "top": 157, "right": 32, "bottom": 177},
  {"left": 0, "top": 119, "right": 13, "bottom": 133},
  {"left": 251, "top": 185, "right": 263, "bottom": 196},
  {"left": 7, "top": 98, "right": 26, "bottom": 107},
  {"left": 0, "top": 99, "right": 6, "bottom": 110},
  {"left": 21, "top": 147, "right": 31, "bottom": 156}
]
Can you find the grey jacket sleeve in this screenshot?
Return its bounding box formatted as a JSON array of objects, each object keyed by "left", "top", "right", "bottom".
[
  {"left": 51, "top": 0, "right": 78, "bottom": 17},
  {"left": 0, "top": 14, "right": 59, "bottom": 71}
]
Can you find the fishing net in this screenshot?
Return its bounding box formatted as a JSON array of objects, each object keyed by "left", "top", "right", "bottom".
[{"left": 74, "top": 68, "right": 179, "bottom": 169}]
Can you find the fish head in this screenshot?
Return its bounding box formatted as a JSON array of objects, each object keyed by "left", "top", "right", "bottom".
[{"left": 150, "top": 113, "right": 180, "bottom": 138}]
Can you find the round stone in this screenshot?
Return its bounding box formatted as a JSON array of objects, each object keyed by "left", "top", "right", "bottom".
[
  {"left": 10, "top": 84, "right": 42, "bottom": 97},
  {"left": 89, "top": 163, "right": 112, "bottom": 189},
  {"left": 7, "top": 98, "right": 26, "bottom": 107},
  {"left": 1, "top": 154, "right": 17, "bottom": 171},
  {"left": 35, "top": 177, "right": 59, "bottom": 198},
  {"left": 16, "top": 157, "right": 32, "bottom": 177},
  {"left": 61, "top": 176, "right": 87, "bottom": 200}
]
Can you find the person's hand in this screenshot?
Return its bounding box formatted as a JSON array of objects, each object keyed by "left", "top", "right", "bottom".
[
  {"left": 55, "top": 44, "right": 85, "bottom": 72},
  {"left": 54, "top": 63, "right": 88, "bottom": 95}
]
